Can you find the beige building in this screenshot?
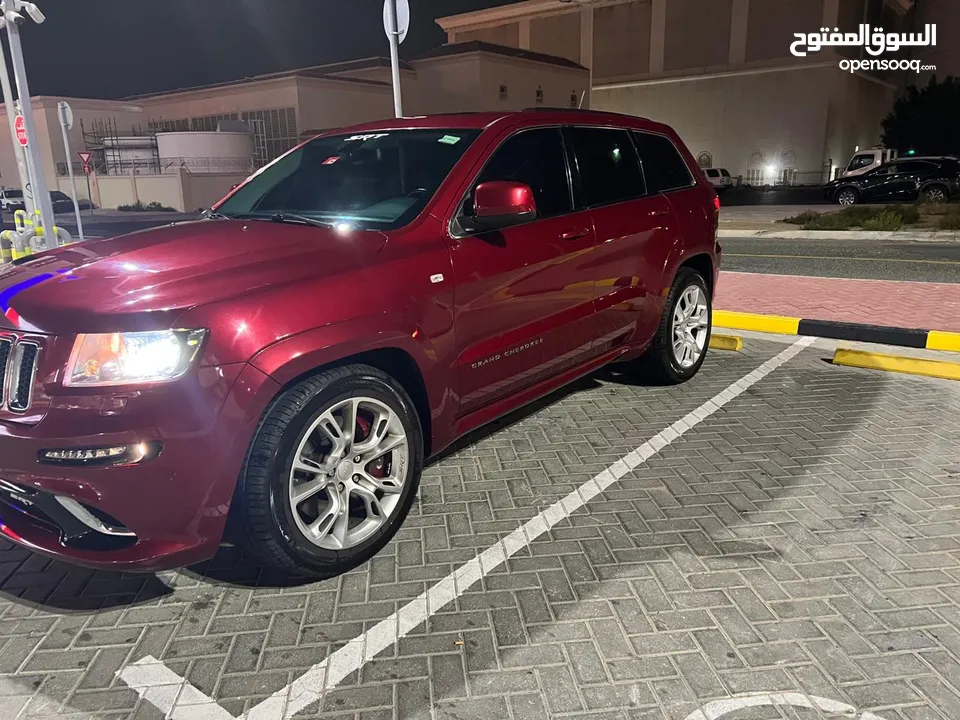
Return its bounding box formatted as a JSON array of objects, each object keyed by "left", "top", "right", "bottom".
[
  {"left": 0, "top": 50, "right": 588, "bottom": 211},
  {"left": 437, "top": 0, "right": 939, "bottom": 184}
]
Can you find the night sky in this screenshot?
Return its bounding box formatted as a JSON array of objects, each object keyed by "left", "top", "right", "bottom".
[{"left": 6, "top": 0, "right": 517, "bottom": 100}]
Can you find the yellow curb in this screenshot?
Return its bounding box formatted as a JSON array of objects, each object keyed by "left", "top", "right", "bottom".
[
  {"left": 832, "top": 349, "right": 960, "bottom": 381},
  {"left": 714, "top": 310, "right": 800, "bottom": 335},
  {"left": 709, "top": 334, "right": 743, "bottom": 352},
  {"left": 927, "top": 330, "right": 960, "bottom": 352}
]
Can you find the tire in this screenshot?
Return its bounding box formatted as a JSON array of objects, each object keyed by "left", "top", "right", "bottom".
[
  {"left": 922, "top": 184, "right": 948, "bottom": 203},
  {"left": 836, "top": 188, "right": 858, "bottom": 206},
  {"left": 234, "top": 364, "right": 424, "bottom": 577},
  {"left": 636, "top": 267, "right": 712, "bottom": 385}
]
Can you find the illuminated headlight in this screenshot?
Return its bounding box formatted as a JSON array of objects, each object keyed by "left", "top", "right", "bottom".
[{"left": 64, "top": 329, "right": 206, "bottom": 387}]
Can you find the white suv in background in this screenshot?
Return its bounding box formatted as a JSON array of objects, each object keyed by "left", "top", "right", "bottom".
[{"left": 704, "top": 168, "right": 733, "bottom": 192}]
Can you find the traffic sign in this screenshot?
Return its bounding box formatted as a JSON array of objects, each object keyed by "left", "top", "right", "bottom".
[
  {"left": 383, "top": 0, "right": 410, "bottom": 45},
  {"left": 78, "top": 151, "right": 92, "bottom": 173},
  {"left": 14, "top": 116, "right": 27, "bottom": 147}
]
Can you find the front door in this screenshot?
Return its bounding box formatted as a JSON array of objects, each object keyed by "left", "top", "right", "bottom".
[{"left": 449, "top": 127, "right": 599, "bottom": 414}]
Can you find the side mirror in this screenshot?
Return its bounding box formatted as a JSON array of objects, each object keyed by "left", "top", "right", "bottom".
[{"left": 468, "top": 181, "right": 537, "bottom": 231}]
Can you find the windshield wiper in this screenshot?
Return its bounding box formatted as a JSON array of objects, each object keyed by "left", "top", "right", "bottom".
[{"left": 268, "top": 212, "right": 331, "bottom": 228}]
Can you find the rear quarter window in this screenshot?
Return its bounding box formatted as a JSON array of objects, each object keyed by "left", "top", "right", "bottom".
[{"left": 632, "top": 131, "right": 696, "bottom": 193}]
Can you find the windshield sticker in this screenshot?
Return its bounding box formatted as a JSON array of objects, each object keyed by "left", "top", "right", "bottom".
[
  {"left": 322, "top": 157, "right": 340, "bottom": 165},
  {"left": 344, "top": 133, "right": 389, "bottom": 142},
  {"left": 438, "top": 135, "right": 462, "bottom": 145}
]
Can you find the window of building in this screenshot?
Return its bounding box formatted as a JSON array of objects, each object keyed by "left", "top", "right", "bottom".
[
  {"left": 631, "top": 132, "right": 694, "bottom": 193},
  {"left": 535, "top": 86, "right": 544, "bottom": 105},
  {"left": 499, "top": 85, "right": 509, "bottom": 101},
  {"left": 472, "top": 128, "right": 572, "bottom": 218},
  {"left": 568, "top": 127, "right": 645, "bottom": 207},
  {"left": 570, "top": 92, "right": 579, "bottom": 108},
  {"left": 745, "top": 168, "right": 764, "bottom": 185}
]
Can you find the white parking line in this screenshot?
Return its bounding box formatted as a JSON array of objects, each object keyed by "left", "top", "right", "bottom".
[{"left": 119, "top": 336, "right": 816, "bottom": 719}]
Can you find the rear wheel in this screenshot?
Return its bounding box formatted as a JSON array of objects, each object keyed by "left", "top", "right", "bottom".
[
  {"left": 235, "top": 364, "right": 423, "bottom": 577},
  {"left": 636, "top": 267, "right": 712, "bottom": 385}
]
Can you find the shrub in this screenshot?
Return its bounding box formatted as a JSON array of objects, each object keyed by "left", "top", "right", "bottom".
[
  {"left": 782, "top": 210, "right": 820, "bottom": 225},
  {"left": 862, "top": 210, "right": 904, "bottom": 231},
  {"left": 116, "top": 200, "right": 176, "bottom": 212},
  {"left": 938, "top": 212, "right": 960, "bottom": 230}
]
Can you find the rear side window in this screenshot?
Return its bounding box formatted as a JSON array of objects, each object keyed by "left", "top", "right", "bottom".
[
  {"left": 567, "top": 127, "right": 645, "bottom": 207},
  {"left": 632, "top": 132, "right": 695, "bottom": 193},
  {"left": 897, "top": 160, "right": 937, "bottom": 173},
  {"left": 474, "top": 127, "right": 572, "bottom": 218}
]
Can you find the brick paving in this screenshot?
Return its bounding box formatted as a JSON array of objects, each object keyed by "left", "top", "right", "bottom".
[
  {"left": 0, "top": 339, "right": 959, "bottom": 719},
  {"left": 716, "top": 271, "right": 960, "bottom": 332}
]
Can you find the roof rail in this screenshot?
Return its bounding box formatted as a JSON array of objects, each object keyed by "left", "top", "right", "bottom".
[{"left": 521, "top": 107, "right": 648, "bottom": 120}]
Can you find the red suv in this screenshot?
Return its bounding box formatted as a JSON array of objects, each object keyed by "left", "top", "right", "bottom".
[{"left": 0, "top": 110, "right": 720, "bottom": 576}]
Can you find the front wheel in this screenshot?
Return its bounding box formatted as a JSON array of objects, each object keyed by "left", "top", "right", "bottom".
[
  {"left": 922, "top": 184, "right": 948, "bottom": 203},
  {"left": 836, "top": 188, "right": 858, "bottom": 206},
  {"left": 234, "top": 364, "right": 424, "bottom": 577},
  {"left": 636, "top": 267, "right": 712, "bottom": 385}
]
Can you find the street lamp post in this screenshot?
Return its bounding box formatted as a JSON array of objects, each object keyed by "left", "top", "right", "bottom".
[
  {"left": 0, "top": 20, "right": 33, "bottom": 216},
  {"left": 1, "top": 0, "right": 57, "bottom": 247},
  {"left": 383, "top": 0, "right": 409, "bottom": 119}
]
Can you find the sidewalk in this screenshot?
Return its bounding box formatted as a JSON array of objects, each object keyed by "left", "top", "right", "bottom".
[{"left": 716, "top": 270, "right": 960, "bottom": 332}]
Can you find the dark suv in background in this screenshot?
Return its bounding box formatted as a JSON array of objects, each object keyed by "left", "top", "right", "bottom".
[
  {"left": 824, "top": 155, "right": 960, "bottom": 205},
  {"left": 0, "top": 109, "right": 720, "bottom": 578}
]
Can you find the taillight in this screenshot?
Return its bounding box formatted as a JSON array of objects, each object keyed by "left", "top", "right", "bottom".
[{"left": 714, "top": 195, "right": 721, "bottom": 211}]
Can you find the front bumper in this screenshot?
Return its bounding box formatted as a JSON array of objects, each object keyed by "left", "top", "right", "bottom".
[{"left": 0, "top": 363, "right": 280, "bottom": 571}]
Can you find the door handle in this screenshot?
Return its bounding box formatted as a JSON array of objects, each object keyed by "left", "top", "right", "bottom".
[{"left": 561, "top": 228, "right": 590, "bottom": 241}]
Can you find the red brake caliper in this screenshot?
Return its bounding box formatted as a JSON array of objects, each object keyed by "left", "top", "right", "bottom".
[{"left": 355, "top": 413, "right": 387, "bottom": 479}]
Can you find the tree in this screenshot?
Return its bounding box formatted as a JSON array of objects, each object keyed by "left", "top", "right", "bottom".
[{"left": 881, "top": 76, "right": 960, "bottom": 156}]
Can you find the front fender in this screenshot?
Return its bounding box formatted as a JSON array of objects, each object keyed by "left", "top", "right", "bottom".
[{"left": 249, "top": 316, "right": 430, "bottom": 387}]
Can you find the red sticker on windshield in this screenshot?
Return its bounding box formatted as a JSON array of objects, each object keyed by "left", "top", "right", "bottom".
[{"left": 323, "top": 156, "right": 340, "bottom": 165}]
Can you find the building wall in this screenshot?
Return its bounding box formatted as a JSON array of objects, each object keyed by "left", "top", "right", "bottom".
[
  {"left": 823, "top": 71, "right": 896, "bottom": 176},
  {"left": 327, "top": 67, "right": 421, "bottom": 120},
  {"left": 456, "top": 23, "right": 520, "bottom": 48},
  {"left": 664, "top": 0, "right": 733, "bottom": 72},
  {"left": 592, "top": 2, "right": 651, "bottom": 82},
  {"left": 530, "top": 12, "right": 582, "bottom": 65},
  {"left": 294, "top": 77, "right": 395, "bottom": 135},
  {"left": 745, "top": 0, "right": 824, "bottom": 63},
  {"left": 412, "top": 57, "right": 483, "bottom": 115},
  {"left": 594, "top": 66, "right": 843, "bottom": 181}
]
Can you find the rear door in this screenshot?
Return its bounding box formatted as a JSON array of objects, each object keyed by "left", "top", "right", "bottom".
[
  {"left": 565, "top": 126, "right": 679, "bottom": 351},
  {"left": 449, "top": 127, "right": 599, "bottom": 414}
]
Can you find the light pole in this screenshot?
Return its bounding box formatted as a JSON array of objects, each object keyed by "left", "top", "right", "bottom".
[
  {"left": 1, "top": 0, "right": 57, "bottom": 247},
  {"left": 383, "top": 0, "right": 409, "bottom": 119},
  {"left": 0, "top": 21, "right": 33, "bottom": 216}
]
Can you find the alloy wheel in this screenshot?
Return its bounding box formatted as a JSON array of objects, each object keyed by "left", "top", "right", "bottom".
[
  {"left": 288, "top": 396, "right": 409, "bottom": 551},
  {"left": 838, "top": 189, "right": 856, "bottom": 206},
  {"left": 671, "top": 285, "right": 709, "bottom": 369},
  {"left": 925, "top": 186, "right": 947, "bottom": 203}
]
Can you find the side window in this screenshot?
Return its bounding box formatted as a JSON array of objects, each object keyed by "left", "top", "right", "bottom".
[
  {"left": 849, "top": 153, "right": 876, "bottom": 171},
  {"left": 472, "top": 128, "right": 572, "bottom": 219},
  {"left": 705, "top": 169, "right": 720, "bottom": 178},
  {"left": 632, "top": 131, "right": 695, "bottom": 193},
  {"left": 567, "top": 127, "right": 645, "bottom": 207}
]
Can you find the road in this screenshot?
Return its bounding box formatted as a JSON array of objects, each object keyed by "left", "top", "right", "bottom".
[
  {"left": 721, "top": 235, "right": 960, "bottom": 283},
  {"left": 1, "top": 211, "right": 199, "bottom": 239}
]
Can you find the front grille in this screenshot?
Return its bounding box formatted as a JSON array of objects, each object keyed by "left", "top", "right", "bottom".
[{"left": 1, "top": 337, "right": 39, "bottom": 413}]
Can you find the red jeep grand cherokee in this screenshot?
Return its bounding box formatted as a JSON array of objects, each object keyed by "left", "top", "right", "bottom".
[{"left": 0, "top": 110, "right": 720, "bottom": 576}]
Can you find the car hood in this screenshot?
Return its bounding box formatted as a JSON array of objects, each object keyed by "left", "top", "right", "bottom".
[{"left": 0, "top": 219, "right": 387, "bottom": 334}]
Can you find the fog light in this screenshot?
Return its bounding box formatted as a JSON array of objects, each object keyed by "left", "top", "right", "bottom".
[{"left": 39, "top": 442, "right": 161, "bottom": 467}]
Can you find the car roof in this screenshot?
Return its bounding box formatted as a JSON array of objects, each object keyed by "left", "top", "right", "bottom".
[{"left": 322, "top": 108, "right": 673, "bottom": 136}]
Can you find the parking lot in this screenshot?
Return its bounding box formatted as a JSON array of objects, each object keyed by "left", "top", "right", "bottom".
[{"left": 1, "top": 334, "right": 959, "bottom": 720}]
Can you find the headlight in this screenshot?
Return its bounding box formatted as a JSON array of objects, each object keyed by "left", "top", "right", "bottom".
[{"left": 64, "top": 329, "right": 206, "bottom": 387}]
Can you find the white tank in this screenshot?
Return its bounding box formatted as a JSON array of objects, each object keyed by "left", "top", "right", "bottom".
[
  {"left": 103, "top": 136, "right": 158, "bottom": 175},
  {"left": 156, "top": 131, "right": 255, "bottom": 174}
]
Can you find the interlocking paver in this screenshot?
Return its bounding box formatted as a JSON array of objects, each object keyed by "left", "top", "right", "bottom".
[{"left": 1, "top": 339, "right": 960, "bottom": 718}]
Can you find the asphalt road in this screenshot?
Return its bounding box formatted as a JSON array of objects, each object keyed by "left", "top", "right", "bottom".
[
  {"left": 1, "top": 211, "right": 199, "bottom": 239},
  {"left": 721, "top": 235, "right": 960, "bottom": 283}
]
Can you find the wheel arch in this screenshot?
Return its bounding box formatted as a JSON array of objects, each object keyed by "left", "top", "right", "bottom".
[
  {"left": 250, "top": 324, "right": 436, "bottom": 456},
  {"left": 678, "top": 253, "right": 714, "bottom": 294},
  {"left": 835, "top": 185, "right": 860, "bottom": 202}
]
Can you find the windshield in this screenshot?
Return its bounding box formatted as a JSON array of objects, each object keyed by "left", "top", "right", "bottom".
[
  {"left": 4, "top": 189, "right": 22, "bottom": 198},
  {"left": 215, "top": 129, "right": 481, "bottom": 230},
  {"left": 50, "top": 191, "right": 70, "bottom": 201}
]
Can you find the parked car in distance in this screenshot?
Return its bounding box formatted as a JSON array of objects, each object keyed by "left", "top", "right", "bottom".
[
  {"left": 0, "top": 109, "right": 720, "bottom": 577},
  {"left": 824, "top": 156, "right": 960, "bottom": 205},
  {"left": 50, "top": 191, "right": 95, "bottom": 212},
  {"left": 0, "top": 187, "right": 25, "bottom": 213},
  {"left": 704, "top": 168, "right": 733, "bottom": 192}
]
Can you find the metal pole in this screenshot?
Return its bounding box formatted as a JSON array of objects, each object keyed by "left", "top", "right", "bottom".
[
  {"left": 57, "top": 102, "right": 83, "bottom": 241},
  {"left": 0, "top": 27, "right": 33, "bottom": 215},
  {"left": 3, "top": 2, "right": 56, "bottom": 246},
  {"left": 386, "top": 0, "right": 403, "bottom": 118}
]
